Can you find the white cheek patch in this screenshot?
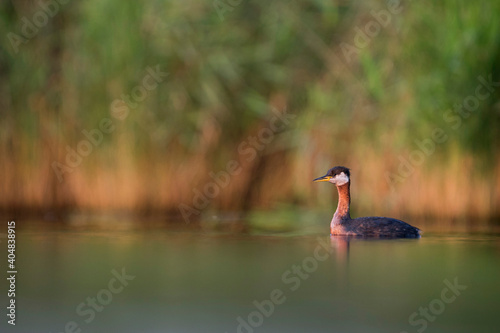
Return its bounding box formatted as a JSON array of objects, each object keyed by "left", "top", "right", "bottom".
[{"left": 329, "top": 172, "right": 349, "bottom": 186}]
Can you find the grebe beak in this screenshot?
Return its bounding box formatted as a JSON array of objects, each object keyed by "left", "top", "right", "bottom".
[{"left": 313, "top": 175, "right": 331, "bottom": 182}]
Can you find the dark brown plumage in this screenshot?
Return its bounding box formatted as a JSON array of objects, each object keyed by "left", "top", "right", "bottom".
[{"left": 314, "top": 166, "right": 421, "bottom": 238}]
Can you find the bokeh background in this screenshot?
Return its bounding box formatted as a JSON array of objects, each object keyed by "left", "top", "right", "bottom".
[{"left": 1, "top": 0, "right": 500, "bottom": 224}]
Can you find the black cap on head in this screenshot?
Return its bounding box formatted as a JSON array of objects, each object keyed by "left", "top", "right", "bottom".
[
  {"left": 326, "top": 166, "right": 350, "bottom": 178},
  {"left": 313, "top": 166, "right": 350, "bottom": 183}
]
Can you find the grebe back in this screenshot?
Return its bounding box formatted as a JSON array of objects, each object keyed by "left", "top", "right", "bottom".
[{"left": 314, "top": 166, "right": 421, "bottom": 238}]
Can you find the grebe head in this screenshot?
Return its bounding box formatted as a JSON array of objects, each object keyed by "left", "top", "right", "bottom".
[{"left": 313, "top": 166, "right": 350, "bottom": 186}]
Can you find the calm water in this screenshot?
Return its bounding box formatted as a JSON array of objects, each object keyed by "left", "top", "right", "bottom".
[{"left": 1, "top": 217, "right": 499, "bottom": 333}]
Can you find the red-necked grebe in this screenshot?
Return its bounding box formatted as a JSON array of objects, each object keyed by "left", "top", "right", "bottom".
[{"left": 314, "top": 166, "right": 421, "bottom": 238}]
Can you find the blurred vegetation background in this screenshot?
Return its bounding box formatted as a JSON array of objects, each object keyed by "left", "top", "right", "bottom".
[{"left": 1, "top": 0, "right": 499, "bottom": 221}]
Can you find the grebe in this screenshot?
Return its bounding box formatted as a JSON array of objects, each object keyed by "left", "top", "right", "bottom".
[{"left": 314, "top": 166, "right": 421, "bottom": 238}]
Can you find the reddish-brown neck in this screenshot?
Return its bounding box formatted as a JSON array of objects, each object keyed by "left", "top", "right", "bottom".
[{"left": 332, "top": 182, "right": 351, "bottom": 224}]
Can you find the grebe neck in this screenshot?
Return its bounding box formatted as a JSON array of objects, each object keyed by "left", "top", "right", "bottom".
[{"left": 332, "top": 182, "right": 351, "bottom": 225}]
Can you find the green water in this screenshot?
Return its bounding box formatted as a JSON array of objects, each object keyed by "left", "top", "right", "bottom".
[{"left": 1, "top": 219, "right": 499, "bottom": 333}]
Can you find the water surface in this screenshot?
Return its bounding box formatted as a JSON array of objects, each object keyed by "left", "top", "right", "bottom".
[{"left": 1, "top": 218, "right": 499, "bottom": 333}]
